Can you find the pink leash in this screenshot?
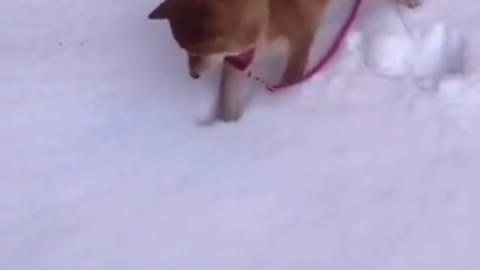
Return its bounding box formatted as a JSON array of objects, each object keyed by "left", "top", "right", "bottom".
[{"left": 225, "top": 0, "right": 362, "bottom": 92}]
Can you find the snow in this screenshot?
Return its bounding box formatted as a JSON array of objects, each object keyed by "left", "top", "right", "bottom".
[{"left": 1, "top": 0, "right": 480, "bottom": 269}]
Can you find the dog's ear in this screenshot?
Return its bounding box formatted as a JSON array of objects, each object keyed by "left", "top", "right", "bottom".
[{"left": 148, "top": 1, "right": 172, "bottom": 20}]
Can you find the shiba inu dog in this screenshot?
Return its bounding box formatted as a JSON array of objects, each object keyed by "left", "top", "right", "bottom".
[{"left": 148, "top": 0, "right": 421, "bottom": 122}]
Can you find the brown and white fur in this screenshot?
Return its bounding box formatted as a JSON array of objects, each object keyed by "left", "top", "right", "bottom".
[{"left": 149, "top": 0, "right": 421, "bottom": 122}]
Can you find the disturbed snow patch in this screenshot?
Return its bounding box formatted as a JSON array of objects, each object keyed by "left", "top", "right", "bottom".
[{"left": 356, "top": 4, "right": 466, "bottom": 90}]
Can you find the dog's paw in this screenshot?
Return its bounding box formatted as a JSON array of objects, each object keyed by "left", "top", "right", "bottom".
[
  {"left": 216, "top": 107, "right": 242, "bottom": 122},
  {"left": 280, "top": 70, "right": 304, "bottom": 85},
  {"left": 395, "top": 0, "right": 421, "bottom": 8},
  {"left": 216, "top": 94, "right": 243, "bottom": 122}
]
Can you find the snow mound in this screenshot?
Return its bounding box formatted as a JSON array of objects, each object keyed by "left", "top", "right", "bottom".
[
  {"left": 412, "top": 24, "right": 465, "bottom": 89},
  {"left": 358, "top": 4, "right": 465, "bottom": 90}
]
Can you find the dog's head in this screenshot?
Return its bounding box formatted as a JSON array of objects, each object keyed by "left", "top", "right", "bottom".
[{"left": 149, "top": 0, "right": 267, "bottom": 78}]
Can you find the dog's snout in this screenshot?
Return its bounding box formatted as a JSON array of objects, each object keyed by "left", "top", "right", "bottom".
[{"left": 190, "top": 71, "right": 201, "bottom": 79}]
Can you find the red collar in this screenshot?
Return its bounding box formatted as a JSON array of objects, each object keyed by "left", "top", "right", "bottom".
[{"left": 224, "top": 49, "right": 255, "bottom": 71}]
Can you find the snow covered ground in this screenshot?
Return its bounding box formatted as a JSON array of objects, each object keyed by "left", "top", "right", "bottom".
[{"left": 2, "top": 0, "right": 480, "bottom": 269}]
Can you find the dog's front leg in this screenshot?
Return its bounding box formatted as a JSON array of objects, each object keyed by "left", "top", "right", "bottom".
[
  {"left": 215, "top": 62, "right": 245, "bottom": 122},
  {"left": 281, "top": 35, "right": 315, "bottom": 85}
]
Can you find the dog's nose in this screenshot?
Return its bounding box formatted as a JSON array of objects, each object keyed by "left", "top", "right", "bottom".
[{"left": 190, "top": 71, "right": 200, "bottom": 79}]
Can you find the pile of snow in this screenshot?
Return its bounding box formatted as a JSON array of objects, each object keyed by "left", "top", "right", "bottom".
[{"left": 358, "top": 2, "right": 465, "bottom": 89}]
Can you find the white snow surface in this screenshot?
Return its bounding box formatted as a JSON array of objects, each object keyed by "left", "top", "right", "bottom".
[{"left": 2, "top": 0, "right": 480, "bottom": 269}]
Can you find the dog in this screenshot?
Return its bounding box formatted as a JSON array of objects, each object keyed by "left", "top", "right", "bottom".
[{"left": 148, "top": 0, "right": 421, "bottom": 122}]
